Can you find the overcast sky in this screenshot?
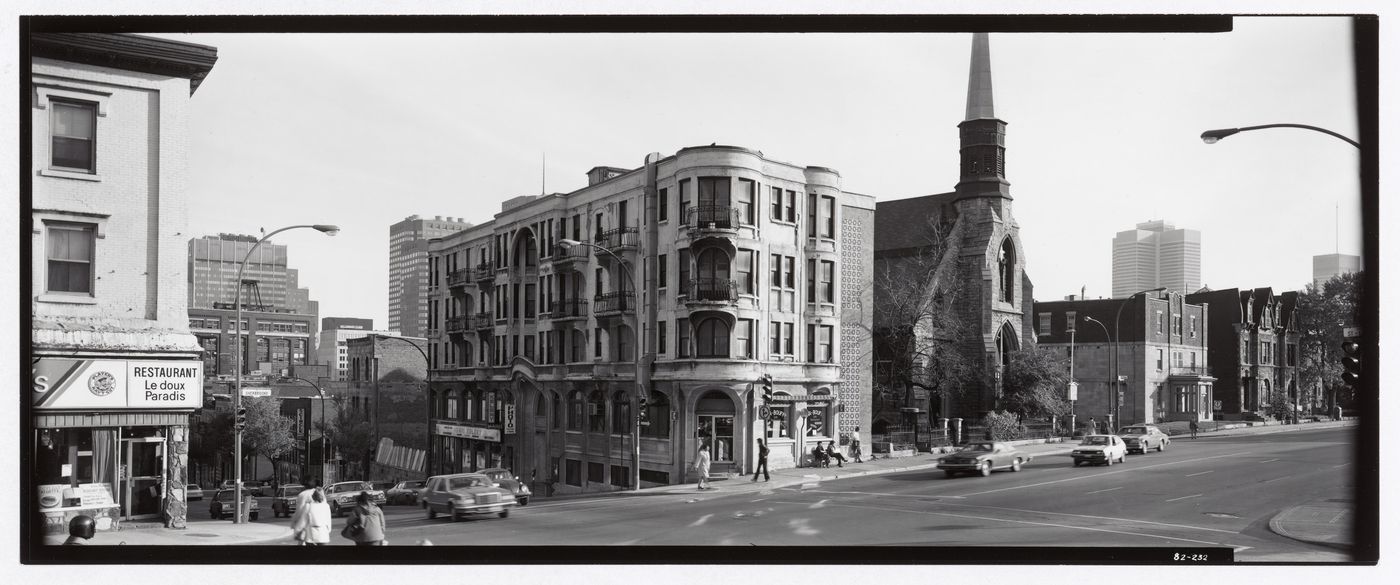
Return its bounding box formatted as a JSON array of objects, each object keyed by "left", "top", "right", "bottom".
[{"left": 146, "top": 17, "right": 1361, "bottom": 326}]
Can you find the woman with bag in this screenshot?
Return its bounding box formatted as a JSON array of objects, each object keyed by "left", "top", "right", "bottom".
[
  {"left": 291, "top": 489, "right": 331, "bottom": 546},
  {"left": 342, "top": 491, "right": 386, "bottom": 546}
]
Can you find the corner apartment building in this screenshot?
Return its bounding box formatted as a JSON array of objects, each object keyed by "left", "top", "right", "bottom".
[
  {"left": 389, "top": 215, "right": 472, "bottom": 338},
  {"left": 29, "top": 33, "right": 217, "bottom": 534},
  {"left": 1112, "top": 220, "right": 1201, "bottom": 298},
  {"left": 1034, "top": 292, "right": 1213, "bottom": 427},
  {"left": 1185, "top": 287, "right": 1301, "bottom": 419},
  {"left": 424, "top": 146, "right": 875, "bottom": 494}
]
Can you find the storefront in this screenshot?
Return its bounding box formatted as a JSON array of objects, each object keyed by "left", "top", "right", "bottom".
[{"left": 32, "top": 358, "right": 202, "bottom": 535}]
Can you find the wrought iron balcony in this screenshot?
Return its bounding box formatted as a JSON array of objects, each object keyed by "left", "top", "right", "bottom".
[
  {"left": 593, "top": 291, "right": 635, "bottom": 316},
  {"left": 447, "top": 268, "right": 472, "bottom": 289},
  {"left": 445, "top": 315, "right": 470, "bottom": 334},
  {"left": 550, "top": 244, "right": 591, "bottom": 267},
  {"left": 684, "top": 277, "right": 739, "bottom": 305},
  {"left": 593, "top": 227, "right": 640, "bottom": 254},
  {"left": 473, "top": 263, "right": 495, "bottom": 283},
  {"left": 470, "top": 312, "right": 494, "bottom": 330},
  {"left": 547, "top": 297, "right": 589, "bottom": 321},
  {"left": 1169, "top": 365, "right": 1213, "bottom": 377},
  {"left": 685, "top": 205, "right": 742, "bottom": 234}
]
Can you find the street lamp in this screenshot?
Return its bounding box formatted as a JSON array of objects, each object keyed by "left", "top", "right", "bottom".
[
  {"left": 233, "top": 223, "right": 337, "bottom": 524},
  {"left": 1200, "top": 124, "right": 1359, "bottom": 149},
  {"left": 1082, "top": 316, "right": 1110, "bottom": 433},
  {"left": 371, "top": 334, "right": 430, "bottom": 477},
  {"left": 278, "top": 376, "right": 328, "bottom": 488},
  {"left": 559, "top": 238, "right": 644, "bottom": 492},
  {"left": 1108, "top": 287, "right": 1167, "bottom": 430}
]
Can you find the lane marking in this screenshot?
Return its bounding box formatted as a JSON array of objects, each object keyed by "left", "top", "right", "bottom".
[
  {"left": 1165, "top": 494, "right": 1204, "bottom": 503},
  {"left": 771, "top": 499, "right": 1239, "bottom": 535},
  {"left": 1260, "top": 458, "right": 1280, "bottom": 463},
  {"left": 1185, "top": 471, "right": 1213, "bottom": 477},
  {"left": 688, "top": 513, "right": 713, "bottom": 527},
  {"left": 1260, "top": 475, "right": 1292, "bottom": 484},
  {"left": 1085, "top": 487, "right": 1123, "bottom": 495},
  {"left": 956, "top": 451, "right": 1253, "bottom": 497},
  {"left": 809, "top": 499, "right": 829, "bottom": 509}
]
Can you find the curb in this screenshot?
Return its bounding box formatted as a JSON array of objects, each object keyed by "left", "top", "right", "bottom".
[{"left": 1266, "top": 502, "right": 1354, "bottom": 549}]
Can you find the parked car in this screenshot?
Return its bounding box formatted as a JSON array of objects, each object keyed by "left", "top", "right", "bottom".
[
  {"left": 1072, "top": 434, "right": 1128, "bottom": 466},
  {"left": 186, "top": 484, "right": 204, "bottom": 501},
  {"left": 420, "top": 473, "right": 517, "bottom": 521},
  {"left": 247, "top": 479, "right": 275, "bottom": 497},
  {"left": 325, "top": 481, "right": 387, "bottom": 517},
  {"left": 209, "top": 489, "right": 259, "bottom": 521},
  {"left": 386, "top": 480, "right": 426, "bottom": 505},
  {"left": 479, "top": 467, "right": 531, "bottom": 506},
  {"left": 1118, "top": 425, "right": 1170, "bottom": 454},
  {"left": 372, "top": 481, "right": 396, "bottom": 492},
  {"left": 936, "top": 441, "right": 1031, "bottom": 478},
  {"left": 218, "top": 479, "right": 238, "bottom": 491},
  {"left": 271, "top": 484, "right": 305, "bottom": 518}
]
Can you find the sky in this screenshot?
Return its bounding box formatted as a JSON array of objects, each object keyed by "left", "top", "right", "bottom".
[{"left": 142, "top": 16, "right": 1365, "bottom": 327}]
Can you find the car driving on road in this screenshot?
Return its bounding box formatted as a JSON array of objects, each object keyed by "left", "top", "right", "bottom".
[
  {"left": 186, "top": 484, "right": 204, "bottom": 501},
  {"left": 209, "top": 489, "right": 259, "bottom": 520},
  {"left": 1072, "top": 434, "right": 1128, "bottom": 466},
  {"left": 421, "top": 472, "right": 517, "bottom": 521},
  {"left": 479, "top": 467, "right": 531, "bottom": 506},
  {"left": 1118, "top": 424, "right": 1170, "bottom": 454},
  {"left": 325, "top": 481, "right": 387, "bottom": 517},
  {"left": 936, "top": 441, "right": 1031, "bottom": 477},
  {"left": 386, "top": 480, "right": 426, "bottom": 505}
]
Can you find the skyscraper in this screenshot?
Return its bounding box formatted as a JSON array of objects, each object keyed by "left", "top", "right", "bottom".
[
  {"left": 1112, "top": 220, "right": 1201, "bottom": 297},
  {"left": 1312, "top": 253, "right": 1361, "bottom": 288},
  {"left": 388, "top": 215, "right": 472, "bottom": 338}
]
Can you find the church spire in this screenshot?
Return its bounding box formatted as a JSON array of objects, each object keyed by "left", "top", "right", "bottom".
[{"left": 965, "top": 32, "right": 995, "bottom": 121}]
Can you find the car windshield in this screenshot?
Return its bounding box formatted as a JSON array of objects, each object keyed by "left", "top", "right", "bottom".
[
  {"left": 216, "top": 490, "right": 252, "bottom": 501},
  {"left": 400, "top": 481, "right": 424, "bottom": 489},
  {"left": 1121, "top": 427, "right": 1145, "bottom": 434},
  {"left": 482, "top": 470, "right": 509, "bottom": 480},
  {"left": 279, "top": 486, "right": 303, "bottom": 496},
  {"left": 1081, "top": 436, "right": 1110, "bottom": 446},
  {"left": 333, "top": 482, "right": 371, "bottom": 493},
  {"left": 965, "top": 443, "right": 994, "bottom": 452},
  {"left": 448, "top": 476, "right": 487, "bottom": 490}
]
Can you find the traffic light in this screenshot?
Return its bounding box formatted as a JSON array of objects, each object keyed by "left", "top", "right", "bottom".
[
  {"left": 761, "top": 375, "right": 774, "bottom": 405},
  {"left": 234, "top": 407, "right": 248, "bottom": 430},
  {"left": 1341, "top": 341, "right": 1362, "bottom": 389}
]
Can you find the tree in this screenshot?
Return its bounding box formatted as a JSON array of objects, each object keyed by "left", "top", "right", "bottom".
[
  {"left": 1001, "top": 346, "right": 1072, "bottom": 421},
  {"left": 1295, "top": 272, "right": 1362, "bottom": 413},
  {"left": 241, "top": 396, "right": 297, "bottom": 481},
  {"left": 327, "top": 394, "right": 376, "bottom": 480},
  {"left": 871, "top": 216, "right": 980, "bottom": 424}
]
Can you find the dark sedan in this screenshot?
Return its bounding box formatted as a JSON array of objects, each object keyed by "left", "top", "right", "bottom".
[
  {"left": 479, "top": 467, "right": 531, "bottom": 506},
  {"left": 209, "top": 489, "right": 259, "bottom": 521}
]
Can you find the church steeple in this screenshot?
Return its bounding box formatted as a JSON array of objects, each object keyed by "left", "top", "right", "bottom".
[{"left": 956, "top": 32, "right": 1012, "bottom": 201}]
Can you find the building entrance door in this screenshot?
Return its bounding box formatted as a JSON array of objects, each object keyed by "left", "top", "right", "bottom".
[
  {"left": 696, "top": 415, "right": 734, "bottom": 463},
  {"left": 120, "top": 437, "right": 165, "bottom": 520}
]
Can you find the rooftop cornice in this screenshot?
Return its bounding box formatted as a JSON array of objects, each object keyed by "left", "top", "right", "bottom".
[{"left": 30, "top": 32, "right": 218, "bottom": 95}]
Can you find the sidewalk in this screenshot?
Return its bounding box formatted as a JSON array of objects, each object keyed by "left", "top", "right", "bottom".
[{"left": 43, "top": 517, "right": 293, "bottom": 546}]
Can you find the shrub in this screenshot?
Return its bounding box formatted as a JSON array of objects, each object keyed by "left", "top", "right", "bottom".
[{"left": 984, "top": 411, "right": 1023, "bottom": 441}]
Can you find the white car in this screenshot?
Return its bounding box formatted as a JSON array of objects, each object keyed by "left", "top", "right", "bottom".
[
  {"left": 1071, "top": 434, "right": 1128, "bottom": 467},
  {"left": 186, "top": 484, "right": 204, "bottom": 501},
  {"left": 325, "top": 481, "right": 388, "bottom": 517}
]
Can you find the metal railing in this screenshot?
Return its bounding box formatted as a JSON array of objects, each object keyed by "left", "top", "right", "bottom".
[
  {"left": 594, "top": 291, "right": 634, "bottom": 314},
  {"left": 445, "top": 315, "right": 470, "bottom": 333},
  {"left": 685, "top": 205, "right": 741, "bottom": 231},
  {"left": 551, "top": 244, "right": 591, "bottom": 264},
  {"left": 547, "top": 298, "right": 588, "bottom": 319},
  {"left": 472, "top": 263, "right": 494, "bottom": 281},
  {"left": 1169, "top": 365, "right": 1212, "bottom": 376},
  {"left": 446, "top": 268, "right": 472, "bottom": 288},
  {"left": 686, "top": 278, "right": 738, "bottom": 303},
  {"left": 593, "top": 227, "right": 640, "bottom": 251},
  {"left": 470, "top": 312, "right": 494, "bottom": 330}
]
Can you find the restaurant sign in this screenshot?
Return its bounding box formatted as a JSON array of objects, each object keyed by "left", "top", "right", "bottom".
[{"left": 32, "top": 358, "right": 203, "bottom": 410}]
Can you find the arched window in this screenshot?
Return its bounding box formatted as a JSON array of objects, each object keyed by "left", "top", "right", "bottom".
[
  {"left": 642, "top": 391, "right": 671, "bottom": 439},
  {"left": 568, "top": 391, "right": 584, "bottom": 431},
  {"left": 996, "top": 323, "right": 1018, "bottom": 369},
  {"left": 611, "top": 390, "right": 631, "bottom": 434},
  {"left": 588, "top": 390, "right": 607, "bottom": 433},
  {"left": 695, "top": 318, "right": 731, "bottom": 358},
  {"left": 536, "top": 392, "right": 547, "bottom": 420},
  {"left": 998, "top": 238, "right": 1016, "bottom": 303}
]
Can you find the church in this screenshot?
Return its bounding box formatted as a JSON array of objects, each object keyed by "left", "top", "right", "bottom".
[{"left": 872, "top": 33, "right": 1037, "bottom": 428}]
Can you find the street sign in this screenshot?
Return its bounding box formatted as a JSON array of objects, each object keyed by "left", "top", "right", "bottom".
[
  {"left": 1343, "top": 327, "right": 1361, "bottom": 339},
  {"left": 758, "top": 405, "right": 772, "bottom": 420},
  {"left": 240, "top": 387, "right": 272, "bottom": 397},
  {"left": 1068, "top": 381, "right": 1079, "bottom": 401}
]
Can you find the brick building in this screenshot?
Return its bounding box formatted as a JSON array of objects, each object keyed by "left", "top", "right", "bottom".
[
  {"left": 1185, "top": 287, "right": 1301, "bottom": 419},
  {"left": 29, "top": 32, "right": 217, "bottom": 534},
  {"left": 424, "top": 146, "right": 875, "bottom": 494},
  {"left": 345, "top": 335, "right": 429, "bottom": 479},
  {"left": 316, "top": 317, "right": 398, "bottom": 382}
]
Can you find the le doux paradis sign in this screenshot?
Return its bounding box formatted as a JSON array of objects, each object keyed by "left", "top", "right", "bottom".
[{"left": 32, "top": 358, "right": 204, "bottom": 410}]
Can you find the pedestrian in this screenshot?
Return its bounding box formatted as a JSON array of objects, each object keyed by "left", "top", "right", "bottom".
[
  {"left": 342, "top": 491, "right": 386, "bottom": 546},
  {"left": 693, "top": 443, "right": 712, "bottom": 490},
  {"left": 1087, "top": 417, "right": 1099, "bottom": 435},
  {"left": 291, "top": 488, "right": 332, "bottom": 546},
  {"left": 295, "top": 476, "right": 322, "bottom": 512},
  {"left": 850, "top": 427, "right": 864, "bottom": 463},
  {"left": 810, "top": 442, "right": 830, "bottom": 468},
  {"left": 752, "top": 438, "right": 770, "bottom": 482},
  {"left": 825, "top": 441, "right": 847, "bottom": 467},
  {"left": 63, "top": 515, "right": 95, "bottom": 545},
  {"left": 1189, "top": 419, "right": 1199, "bottom": 439}
]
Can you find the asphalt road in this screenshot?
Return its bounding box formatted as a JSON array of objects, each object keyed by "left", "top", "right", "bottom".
[{"left": 223, "top": 427, "right": 1355, "bottom": 561}]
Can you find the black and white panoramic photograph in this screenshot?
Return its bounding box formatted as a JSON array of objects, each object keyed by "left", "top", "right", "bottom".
[{"left": 9, "top": 4, "right": 1389, "bottom": 581}]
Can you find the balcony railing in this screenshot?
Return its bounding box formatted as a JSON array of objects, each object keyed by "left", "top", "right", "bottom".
[
  {"left": 550, "top": 244, "right": 591, "bottom": 266},
  {"left": 685, "top": 277, "right": 738, "bottom": 303},
  {"left": 1169, "top": 365, "right": 1212, "bottom": 377},
  {"left": 593, "top": 291, "right": 634, "bottom": 315},
  {"left": 473, "top": 263, "right": 494, "bottom": 283},
  {"left": 447, "top": 268, "right": 472, "bottom": 288},
  {"left": 685, "top": 205, "right": 742, "bottom": 232},
  {"left": 470, "top": 312, "right": 494, "bottom": 330},
  {"left": 445, "top": 315, "right": 470, "bottom": 334},
  {"left": 593, "top": 227, "right": 640, "bottom": 253},
  {"left": 547, "top": 298, "right": 589, "bottom": 320}
]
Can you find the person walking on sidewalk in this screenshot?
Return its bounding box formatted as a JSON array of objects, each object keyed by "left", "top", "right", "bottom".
[
  {"left": 752, "top": 439, "right": 770, "bottom": 482},
  {"left": 1087, "top": 417, "right": 1099, "bottom": 435},
  {"left": 694, "top": 443, "right": 712, "bottom": 490},
  {"left": 342, "top": 492, "right": 387, "bottom": 546},
  {"left": 825, "top": 441, "right": 847, "bottom": 467},
  {"left": 1189, "top": 419, "right": 1199, "bottom": 439},
  {"left": 291, "top": 488, "right": 332, "bottom": 546},
  {"left": 850, "top": 427, "right": 864, "bottom": 463}
]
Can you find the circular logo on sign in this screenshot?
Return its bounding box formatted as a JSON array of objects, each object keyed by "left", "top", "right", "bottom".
[{"left": 88, "top": 371, "right": 117, "bottom": 396}]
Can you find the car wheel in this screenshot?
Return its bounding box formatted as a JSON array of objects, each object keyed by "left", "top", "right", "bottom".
[
  {"left": 426, "top": 504, "right": 437, "bottom": 520},
  {"left": 451, "top": 511, "right": 461, "bottom": 522},
  {"left": 1011, "top": 458, "right": 1022, "bottom": 472},
  {"left": 979, "top": 461, "right": 992, "bottom": 477},
  {"left": 498, "top": 509, "right": 510, "bottom": 519},
  {"left": 517, "top": 497, "right": 529, "bottom": 506},
  {"left": 1158, "top": 441, "right": 1166, "bottom": 452},
  {"left": 1104, "top": 454, "right": 1113, "bottom": 466},
  {"left": 250, "top": 513, "right": 258, "bottom": 521}
]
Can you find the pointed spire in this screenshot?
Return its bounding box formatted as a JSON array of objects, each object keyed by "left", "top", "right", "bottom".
[{"left": 964, "top": 33, "right": 996, "bottom": 121}]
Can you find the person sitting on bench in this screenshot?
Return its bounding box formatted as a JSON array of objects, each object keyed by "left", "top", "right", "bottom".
[
  {"left": 811, "top": 443, "right": 831, "bottom": 468},
  {"left": 824, "top": 441, "right": 847, "bottom": 468}
]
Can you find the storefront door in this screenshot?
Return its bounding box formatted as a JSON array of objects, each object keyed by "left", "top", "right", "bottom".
[
  {"left": 120, "top": 437, "right": 165, "bottom": 520},
  {"left": 696, "top": 415, "right": 734, "bottom": 463}
]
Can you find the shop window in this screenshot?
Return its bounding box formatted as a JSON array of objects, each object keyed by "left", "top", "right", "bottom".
[
  {"left": 610, "top": 465, "right": 630, "bottom": 487},
  {"left": 45, "top": 222, "right": 95, "bottom": 295},
  {"left": 639, "top": 469, "right": 670, "bottom": 485},
  {"left": 565, "top": 459, "right": 582, "bottom": 487},
  {"left": 588, "top": 462, "right": 605, "bottom": 484},
  {"left": 766, "top": 398, "right": 791, "bottom": 439}
]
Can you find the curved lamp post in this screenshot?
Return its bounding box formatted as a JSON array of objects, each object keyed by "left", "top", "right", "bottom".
[
  {"left": 278, "top": 375, "right": 328, "bottom": 488},
  {"left": 1200, "top": 124, "right": 1359, "bottom": 149},
  {"left": 1081, "top": 316, "right": 1111, "bottom": 431},
  {"left": 559, "top": 238, "right": 643, "bottom": 492},
  {"left": 233, "top": 224, "right": 337, "bottom": 523},
  {"left": 371, "top": 334, "right": 430, "bottom": 478}
]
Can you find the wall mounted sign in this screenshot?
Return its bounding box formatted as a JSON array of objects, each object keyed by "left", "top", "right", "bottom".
[
  {"left": 32, "top": 358, "right": 203, "bottom": 410},
  {"left": 435, "top": 422, "right": 501, "bottom": 443}
]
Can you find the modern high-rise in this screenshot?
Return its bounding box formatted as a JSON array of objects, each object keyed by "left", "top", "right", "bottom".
[
  {"left": 187, "top": 233, "right": 320, "bottom": 378},
  {"left": 1112, "top": 220, "right": 1201, "bottom": 297},
  {"left": 388, "top": 215, "right": 472, "bottom": 338},
  {"left": 1312, "top": 253, "right": 1362, "bottom": 288}
]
